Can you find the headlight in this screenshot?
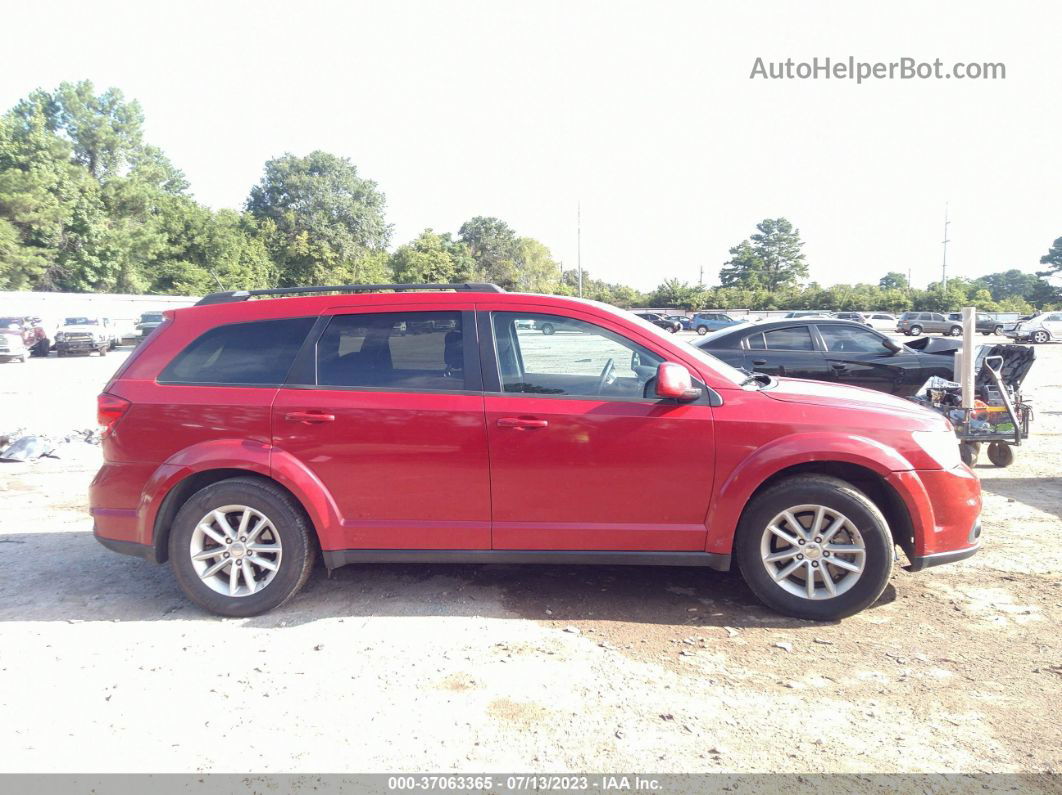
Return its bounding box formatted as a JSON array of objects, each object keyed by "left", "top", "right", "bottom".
[
  {"left": 55, "top": 332, "right": 65, "bottom": 342},
  {"left": 912, "top": 430, "right": 962, "bottom": 469}
]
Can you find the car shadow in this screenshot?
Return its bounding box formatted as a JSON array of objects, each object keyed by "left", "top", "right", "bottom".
[
  {"left": 977, "top": 475, "right": 1062, "bottom": 521},
  {"left": 0, "top": 530, "right": 895, "bottom": 629}
]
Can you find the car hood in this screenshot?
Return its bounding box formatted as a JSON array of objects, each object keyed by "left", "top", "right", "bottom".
[{"left": 762, "top": 377, "right": 941, "bottom": 420}]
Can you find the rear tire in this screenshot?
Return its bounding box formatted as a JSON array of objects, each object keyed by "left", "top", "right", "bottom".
[
  {"left": 735, "top": 475, "right": 893, "bottom": 621},
  {"left": 169, "top": 477, "right": 316, "bottom": 617},
  {"left": 696, "top": 326, "right": 708, "bottom": 335},
  {"left": 960, "top": 442, "right": 980, "bottom": 467},
  {"left": 1032, "top": 330, "right": 1049, "bottom": 344},
  {"left": 909, "top": 325, "right": 923, "bottom": 336},
  {"left": 948, "top": 326, "right": 962, "bottom": 337},
  {"left": 993, "top": 325, "right": 1003, "bottom": 336},
  {"left": 541, "top": 323, "right": 555, "bottom": 335}
]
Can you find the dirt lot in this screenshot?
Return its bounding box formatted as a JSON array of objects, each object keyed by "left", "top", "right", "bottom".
[{"left": 0, "top": 336, "right": 1060, "bottom": 775}]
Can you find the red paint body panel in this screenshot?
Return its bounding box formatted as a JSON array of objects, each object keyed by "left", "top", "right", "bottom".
[
  {"left": 485, "top": 395, "right": 713, "bottom": 550},
  {"left": 272, "top": 389, "right": 490, "bottom": 549},
  {"left": 89, "top": 289, "right": 981, "bottom": 576}
]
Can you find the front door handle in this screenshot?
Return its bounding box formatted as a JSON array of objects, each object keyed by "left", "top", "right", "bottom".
[
  {"left": 831, "top": 363, "right": 848, "bottom": 371},
  {"left": 497, "top": 417, "right": 549, "bottom": 430},
  {"left": 751, "top": 359, "right": 767, "bottom": 366},
  {"left": 284, "top": 411, "right": 336, "bottom": 423}
]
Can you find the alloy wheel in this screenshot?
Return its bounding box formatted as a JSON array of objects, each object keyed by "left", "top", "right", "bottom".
[
  {"left": 759, "top": 504, "right": 866, "bottom": 600},
  {"left": 189, "top": 505, "right": 283, "bottom": 597}
]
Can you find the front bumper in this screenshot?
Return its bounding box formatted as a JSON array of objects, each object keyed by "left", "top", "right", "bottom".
[
  {"left": 57, "top": 339, "right": 104, "bottom": 352},
  {"left": 887, "top": 465, "right": 982, "bottom": 570}
]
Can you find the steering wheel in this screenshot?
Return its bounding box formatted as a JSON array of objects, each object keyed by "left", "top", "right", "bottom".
[{"left": 595, "top": 358, "right": 616, "bottom": 394}]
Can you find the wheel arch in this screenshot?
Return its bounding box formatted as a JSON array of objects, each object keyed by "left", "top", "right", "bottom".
[
  {"left": 736, "top": 462, "right": 915, "bottom": 558},
  {"left": 150, "top": 469, "right": 320, "bottom": 564}
]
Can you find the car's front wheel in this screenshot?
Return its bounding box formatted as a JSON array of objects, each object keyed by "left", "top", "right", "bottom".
[
  {"left": 170, "top": 477, "right": 316, "bottom": 617},
  {"left": 948, "top": 326, "right": 962, "bottom": 336},
  {"left": 735, "top": 475, "right": 893, "bottom": 620},
  {"left": 908, "top": 325, "right": 922, "bottom": 336},
  {"left": 540, "top": 322, "right": 555, "bottom": 335}
]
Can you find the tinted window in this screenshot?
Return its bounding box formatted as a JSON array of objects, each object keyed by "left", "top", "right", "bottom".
[
  {"left": 492, "top": 312, "right": 663, "bottom": 399},
  {"left": 317, "top": 311, "right": 464, "bottom": 391},
  {"left": 818, "top": 325, "right": 889, "bottom": 354},
  {"left": 746, "top": 332, "right": 766, "bottom": 350},
  {"left": 160, "top": 317, "right": 314, "bottom": 385},
  {"left": 764, "top": 327, "right": 815, "bottom": 351}
]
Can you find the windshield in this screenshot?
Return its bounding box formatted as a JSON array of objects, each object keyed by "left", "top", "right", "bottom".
[
  {"left": 140, "top": 313, "right": 164, "bottom": 322},
  {"left": 64, "top": 317, "right": 99, "bottom": 326}
]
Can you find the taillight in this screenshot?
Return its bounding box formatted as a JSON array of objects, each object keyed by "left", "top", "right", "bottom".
[{"left": 97, "top": 393, "right": 131, "bottom": 435}]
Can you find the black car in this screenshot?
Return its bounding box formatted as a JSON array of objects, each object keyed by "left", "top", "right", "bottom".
[
  {"left": 692, "top": 319, "right": 954, "bottom": 396},
  {"left": 634, "top": 312, "right": 681, "bottom": 333}
]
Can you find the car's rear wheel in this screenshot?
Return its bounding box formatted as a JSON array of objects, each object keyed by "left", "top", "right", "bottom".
[
  {"left": 735, "top": 475, "right": 893, "bottom": 620},
  {"left": 909, "top": 325, "right": 923, "bottom": 336},
  {"left": 696, "top": 326, "right": 708, "bottom": 335},
  {"left": 948, "top": 326, "right": 962, "bottom": 336},
  {"left": 541, "top": 322, "right": 555, "bottom": 335},
  {"left": 1032, "top": 330, "right": 1049, "bottom": 344},
  {"left": 169, "top": 478, "right": 316, "bottom": 617}
]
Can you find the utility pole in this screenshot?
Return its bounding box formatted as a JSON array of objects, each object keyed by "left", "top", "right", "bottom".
[
  {"left": 577, "top": 202, "right": 583, "bottom": 298},
  {"left": 941, "top": 204, "right": 951, "bottom": 291},
  {"left": 698, "top": 265, "right": 704, "bottom": 287}
]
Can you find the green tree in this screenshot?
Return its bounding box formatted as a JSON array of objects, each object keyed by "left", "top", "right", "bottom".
[
  {"left": 879, "top": 271, "right": 909, "bottom": 290},
  {"left": 247, "top": 151, "right": 391, "bottom": 286},
  {"left": 513, "top": 237, "right": 561, "bottom": 293},
  {"left": 390, "top": 229, "right": 476, "bottom": 284},
  {"left": 719, "top": 218, "right": 808, "bottom": 291},
  {"left": 458, "top": 216, "right": 519, "bottom": 288},
  {"left": 647, "top": 279, "right": 703, "bottom": 309}
]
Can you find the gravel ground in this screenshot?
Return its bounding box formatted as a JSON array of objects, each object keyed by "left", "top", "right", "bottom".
[{"left": 0, "top": 336, "right": 1060, "bottom": 775}]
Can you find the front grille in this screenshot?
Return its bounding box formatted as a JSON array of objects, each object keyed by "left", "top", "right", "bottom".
[{"left": 66, "top": 332, "right": 93, "bottom": 340}]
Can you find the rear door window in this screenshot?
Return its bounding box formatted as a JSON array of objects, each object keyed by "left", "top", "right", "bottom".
[
  {"left": 159, "top": 317, "right": 315, "bottom": 386},
  {"left": 316, "top": 311, "right": 466, "bottom": 391},
  {"left": 763, "top": 327, "right": 815, "bottom": 351}
]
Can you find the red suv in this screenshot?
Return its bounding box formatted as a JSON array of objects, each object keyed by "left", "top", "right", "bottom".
[{"left": 90, "top": 284, "right": 981, "bottom": 620}]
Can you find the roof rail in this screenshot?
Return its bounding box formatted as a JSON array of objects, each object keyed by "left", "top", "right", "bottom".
[{"left": 194, "top": 282, "right": 505, "bottom": 306}]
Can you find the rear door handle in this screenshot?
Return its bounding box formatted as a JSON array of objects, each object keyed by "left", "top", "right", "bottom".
[
  {"left": 284, "top": 411, "right": 336, "bottom": 423},
  {"left": 497, "top": 417, "right": 549, "bottom": 430}
]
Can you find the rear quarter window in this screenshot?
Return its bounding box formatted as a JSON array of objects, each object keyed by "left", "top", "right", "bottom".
[{"left": 159, "top": 317, "right": 315, "bottom": 385}]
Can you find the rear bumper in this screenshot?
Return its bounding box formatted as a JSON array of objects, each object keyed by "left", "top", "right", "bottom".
[{"left": 93, "top": 523, "right": 156, "bottom": 561}]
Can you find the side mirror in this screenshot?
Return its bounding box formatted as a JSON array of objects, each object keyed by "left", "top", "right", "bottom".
[{"left": 655, "top": 362, "right": 702, "bottom": 402}]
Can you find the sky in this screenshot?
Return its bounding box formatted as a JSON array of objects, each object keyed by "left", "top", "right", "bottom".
[{"left": 2, "top": 0, "right": 1060, "bottom": 291}]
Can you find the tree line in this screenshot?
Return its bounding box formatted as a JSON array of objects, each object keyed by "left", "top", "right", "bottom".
[{"left": 1, "top": 81, "right": 1059, "bottom": 314}]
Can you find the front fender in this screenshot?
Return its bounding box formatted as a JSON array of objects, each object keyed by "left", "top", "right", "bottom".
[{"left": 704, "top": 432, "right": 915, "bottom": 555}]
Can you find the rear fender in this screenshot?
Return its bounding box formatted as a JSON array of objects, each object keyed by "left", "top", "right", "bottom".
[
  {"left": 137, "top": 440, "right": 342, "bottom": 552},
  {"left": 705, "top": 433, "right": 915, "bottom": 554}
]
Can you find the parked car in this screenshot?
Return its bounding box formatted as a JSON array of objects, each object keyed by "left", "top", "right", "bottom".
[
  {"left": 693, "top": 318, "right": 955, "bottom": 397},
  {"left": 55, "top": 316, "right": 112, "bottom": 356},
  {"left": 0, "top": 321, "right": 31, "bottom": 363},
  {"left": 834, "top": 312, "right": 866, "bottom": 324},
  {"left": 1005, "top": 311, "right": 1062, "bottom": 344},
  {"left": 0, "top": 316, "right": 39, "bottom": 359},
  {"left": 690, "top": 312, "right": 742, "bottom": 335},
  {"left": 634, "top": 312, "right": 681, "bottom": 333},
  {"left": 91, "top": 282, "right": 980, "bottom": 622},
  {"left": 783, "top": 311, "right": 834, "bottom": 319},
  {"left": 864, "top": 313, "right": 898, "bottom": 332},
  {"left": 897, "top": 312, "right": 963, "bottom": 337},
  {"left": 666, "top": 315, "right": 692, "bottom": 330},
  {"left": 943, "top": 312, "right": 1006, "bottom": 336}
]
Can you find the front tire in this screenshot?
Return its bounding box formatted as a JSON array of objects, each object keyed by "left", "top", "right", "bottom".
[
  {"left": 948, "top": 326, "right": 962, "bottom": 337},
  {"left": 541, "top": 322, "right": 555, "bottom": 335},
  {"left": 909, "top": 325, "right": 923, "bottom": 336},
  {"left": 169, "top": 477, "right": 316, "bottom": 617},
  {"left": 734, "top": 475, "right": 893, "bottom": 620}
]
